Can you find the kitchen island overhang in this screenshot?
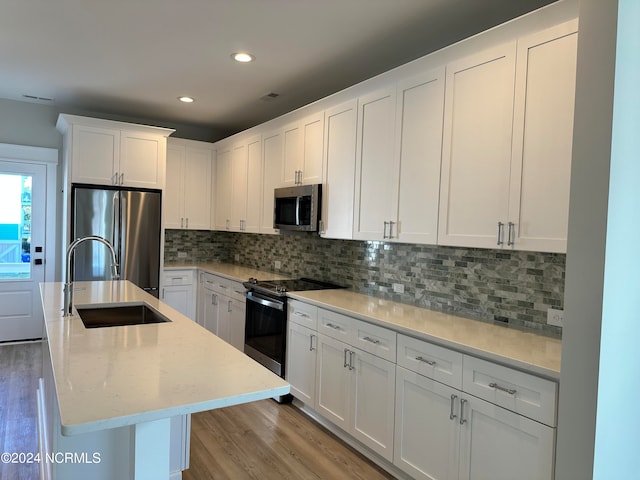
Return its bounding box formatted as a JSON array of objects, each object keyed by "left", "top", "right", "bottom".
[{"left": 38, "top": 280, "right": 290, "bottom": 479}]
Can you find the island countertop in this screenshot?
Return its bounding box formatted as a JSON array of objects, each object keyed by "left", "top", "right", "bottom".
[
  {"left": 288, "top": 289, "right": 561, "bottom": 380},
  {"left": 40, "top": 280, "right": 289, "bottom": 436}
]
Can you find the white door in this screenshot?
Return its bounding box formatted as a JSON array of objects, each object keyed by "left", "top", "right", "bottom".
[
  {"left": 0, "top": 161, "right": 47, "bottom": 341},
  {"left": 353, "top": 87, "right": 397, "bottom": 241},
  {"left": 287, "top": 322, "right": 317, "bottom": 406},
  {"left": 458, "top": 395, "right": 555, "bottom": 480},
  {"left": 350, "top": 347, "right": 396, "bottom": 461},
  {"left": 315, "top": 333, "right": 351, "bottom": 431},
  {"left": 394, "top": 366, "right": 460, "bottom": 480},
  {"left": 438, "top": 42, "right": 516, "bottom": 248}
]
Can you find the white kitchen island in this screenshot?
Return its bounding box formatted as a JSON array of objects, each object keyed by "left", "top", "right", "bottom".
[{"left": 37, "top": 280, "right": 289, "bottom": 480}]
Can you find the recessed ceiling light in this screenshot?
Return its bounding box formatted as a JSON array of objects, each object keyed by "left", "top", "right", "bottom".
[
  {"left": 178, "top": 96, "right": 195, "bottom": 103},
  {"left": 232, "top": 52, "right": 255, "bottom": 63}
]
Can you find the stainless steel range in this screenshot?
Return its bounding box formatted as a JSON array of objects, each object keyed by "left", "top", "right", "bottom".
[{"left": 243, "top": 277, "right": 343, "bottom": 402}]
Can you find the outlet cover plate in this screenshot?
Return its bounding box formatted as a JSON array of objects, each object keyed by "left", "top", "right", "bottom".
[
  {"left": 547, "top": 308, "right": 564, "bottom": 327},
  {"left": 393, "top": 283, "right": 405, "bottom": 294}
]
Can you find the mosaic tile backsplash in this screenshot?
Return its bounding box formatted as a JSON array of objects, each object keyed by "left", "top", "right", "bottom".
[{"left": 165, "top": 230, "right": 564, "bottom": 337}]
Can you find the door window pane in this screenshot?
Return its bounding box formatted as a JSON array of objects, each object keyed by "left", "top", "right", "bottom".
[{"left": 0, "top": 174, "right": 32, "bottom": 280}]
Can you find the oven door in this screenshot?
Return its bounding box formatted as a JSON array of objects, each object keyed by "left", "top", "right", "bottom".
[{"left": 244, "top": 290, "right": 286, "bottom": 377}]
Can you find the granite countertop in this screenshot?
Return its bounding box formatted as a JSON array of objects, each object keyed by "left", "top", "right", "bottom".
[
  {"left": 40, "top": 280, "right": 289, "bottom": 436},
  {"left": 288, "top": 289, "right": 561, "bottom": 380},
  {"left": 163, "top": 261, "right": 290, "bottom": 283}
]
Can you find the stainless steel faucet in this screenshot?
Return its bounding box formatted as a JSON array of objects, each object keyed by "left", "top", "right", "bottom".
[{"left": 63, "top": 235, "right": 120, "bottom": 316}]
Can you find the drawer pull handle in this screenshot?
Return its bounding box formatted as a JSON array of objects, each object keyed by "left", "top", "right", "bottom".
[
  {"left": 450, "top": 394, "right": 458, "bottom": 420},
  {"left": 416, "top": 356, "right": 436, "bottom": 366},
  {"left": 460, "top": 399, "right": 467, "bottom": 425},
  {"left": 326, "top": 323, "right": 341, "bottom": 330},
  {"left": 489, "top": 382, "right": 517, "bottom": 395},
  {"left": 363, "top": 336, "right": 379, "bottom": 344},
  {"left": 294, "top": 312, "right": 310, "bottom": 318}
]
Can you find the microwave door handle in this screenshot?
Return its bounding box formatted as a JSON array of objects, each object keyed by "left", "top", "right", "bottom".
[{"left": 295, "top": 196, "right": 301, "bottom": 226}]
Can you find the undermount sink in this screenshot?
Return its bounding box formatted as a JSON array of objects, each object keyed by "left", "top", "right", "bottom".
[{"left": 76, "top": 304, "right": 171, "bottom": 329}]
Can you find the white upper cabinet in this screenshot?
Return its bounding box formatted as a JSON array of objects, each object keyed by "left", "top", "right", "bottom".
[
  {"left": 352, "top": 69, "right": 445, "bottom": 245},
  {"left": 353, "top": 87, "right": 397, "bottom": 241},
  {"left": 281, "top": 111, "right": 325, "bottom": 186},
  {"left": 260, "top": 129, "right": 283, "bottom": 234},
  {"left": 438, "top": 23, "right": 578, "bottom": 253},
  {"left": 215, "top": 134, "right": 262, "bottom": 232},
  {"left": 320, "top": 99, "right": 358, "bottom": 239},
  {"left": 214, "top": 144, "right": 232, "bottom": 231},
  {"left": 165, "top": 139, "right": 213, "bottom": 230},
  {"left": 245, "top": 135, "right": 263, "bottom": 233},
  {"left": 230, "top": 142, "right": 248, "bottom": 232},
  {"left": 508, "top": 20, "right": 578, "bottom": 253},
  {"left": 393, "top": 67, "right": 446, "bottom": 245},
  {"left": 438, "top": 42, "right": 517, "bottom": 249},
  {"left": 56, "top": 114, "right": 173, "bottom": 189}
]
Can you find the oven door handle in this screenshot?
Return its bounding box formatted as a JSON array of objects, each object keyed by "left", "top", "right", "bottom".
[{"left": 245, "top": 291, "right": 285, "bottom": 311}]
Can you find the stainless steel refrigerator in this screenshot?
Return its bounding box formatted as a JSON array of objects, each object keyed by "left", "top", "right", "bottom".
[{"left": 71, "top": 185, "right": 162, "bottom": 297}]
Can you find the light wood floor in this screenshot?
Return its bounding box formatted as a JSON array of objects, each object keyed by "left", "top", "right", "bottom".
[
  {"left": 0, "top": 341, "right": 42, "bottom": 480},
  {"left": 1, "top": 342, "right": 395, "bottom": 480},
  {"left": 184, "top": 400, "right": 395, "bottom": 480}
]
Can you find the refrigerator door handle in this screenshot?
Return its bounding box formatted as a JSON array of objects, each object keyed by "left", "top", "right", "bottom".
[{"left": 112, "top": 191, "right": 121, "bottom": 267}]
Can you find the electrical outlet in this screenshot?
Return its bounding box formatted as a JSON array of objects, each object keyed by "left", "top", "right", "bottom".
[
  {"left": 393, "top": 283, "right": 405, "bottom": 294},
  {"left": 274, "top": 260, "right": 281, "bottom": 270},
  {"left": 547, "top": 308, "right": 564, "bottom": 327},
  {"left": 177, "top": 252, "right": 187, "bottom": 258},
  {"left": 234, "top": 254, "right": 240, "bottom": 262}
]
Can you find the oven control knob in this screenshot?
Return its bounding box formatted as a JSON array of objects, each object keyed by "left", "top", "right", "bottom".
[{"left": 248, "top": 277, "right": 258, "bottom": 284}]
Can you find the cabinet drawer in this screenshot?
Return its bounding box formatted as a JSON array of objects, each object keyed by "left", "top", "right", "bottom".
[
  {"left": 397, "top": 334, "right": 463, "bottom": 389},
  {"left": 163, "top": 270, "right": 194, "bottom": 286},
  {"left": 352, "top": 319, "right": 396, "bottom": 362},
  {"left": 288, "top": 300, "right": 318, "bottom": 329},
  {"left": 462, "top": 355, "right": 557, "bottom": 427},
  {"left": 317, "top": 308, "right": 353, "bottom": 343},
  {"left": 227, "top": 281, "right": 247, "bottom": 302}
]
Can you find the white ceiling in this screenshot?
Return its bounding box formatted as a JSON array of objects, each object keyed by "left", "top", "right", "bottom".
[{"left": 1, "top": 0, "right": 556, "bottom": 134}]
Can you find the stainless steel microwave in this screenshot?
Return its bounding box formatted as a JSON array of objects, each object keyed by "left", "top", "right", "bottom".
[{"left": 274, "top": 184, "right": 321, "bottom": 232}]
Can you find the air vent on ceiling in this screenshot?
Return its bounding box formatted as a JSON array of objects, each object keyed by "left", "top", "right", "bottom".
[
  {"left": 260, "top": 92, "right": 280, "bottom": 102},
  {"left": 22, "top": 94, "right": 55, "bottom": 104}
]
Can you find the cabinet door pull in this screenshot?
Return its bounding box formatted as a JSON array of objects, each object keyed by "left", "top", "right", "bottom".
[
  {"left": 383, "top": 221, "right": 389, "bottom": 239},
  {"left": 489, "top": 382, "right": 517, "bottom": 395},
  {"left": 227, "top": 300, "right": 232, "bottom": 313},
  {"left": 212, "top": 294, "right": 218, "bottom": 306},
  {"left": 460, "top": 398, "right": 467, "bottom": 425},
  {"left": 344, "top": 348, "right": 350, "bottom": 368},
  {"left": 497, "top": 222, "right": 504, "bottom": 246},
  {"left": 507, "top": 222, "right": 515, "bottom": 246},
  {"left": 349, "top": 350, "right": 355, "bottom": 370},
  {"left": 119, "top": 173, "right": 124, "bottom": 185},
  {"left": 309, "top": 334, "right": 316, "bottom": 352},
  {"left": 325, "top": 322, "right": 341, "bottom": 330},
  {"left": 450, "top": 394, "right": 458, "bottom": 420},
  {"left": 363, "top": 336, "right": 380, "bottom": 344},
  {"left": 416, "top": 356, "right": 436, "bottom": 366},
  {"left": 186, "top": 218, "right": 189, "bottom": 229},
  {"left": 389, "top": 221, "right": 396, "bottom": 239},
  {"left": 112, "top": 172, "right": 118, "bottom": 185}
]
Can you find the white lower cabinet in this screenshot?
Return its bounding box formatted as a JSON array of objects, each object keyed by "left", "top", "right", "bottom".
[
  {"left": 286, "top": 300, "right": 558, "bottom": 479},
  {"left": 394, "top": 366, "right": 555, "bottom": 480},
  {"left": 315, "top": 332, "right": 396, "bottom": 461},
  {"left": 197, "top": 272, "right": 246, "bottom": 351},
  {"left": 287, "top": 321, "right": 318, "bottom": 406},
  {"left": 161, "top": 269, "right": 195, "bottom": 321}
]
